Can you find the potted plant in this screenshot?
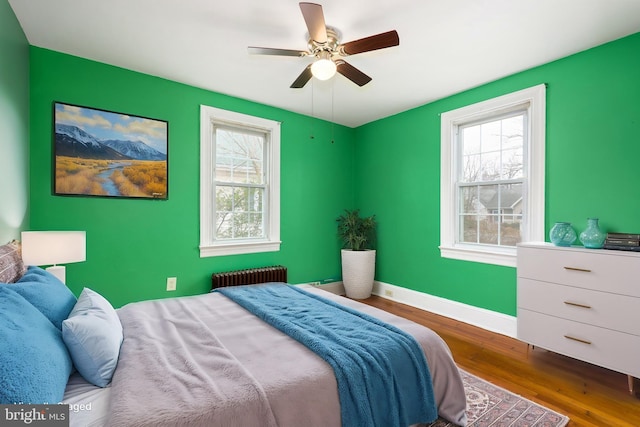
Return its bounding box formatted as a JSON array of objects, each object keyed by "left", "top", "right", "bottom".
[{"left": 336, "top": 209, "right": 376, "bottom": 299}]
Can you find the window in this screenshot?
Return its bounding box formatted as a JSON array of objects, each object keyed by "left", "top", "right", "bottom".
[
  {"left": 200, "top": 105, "right": 280, "bottom": 257},
  {"left": 440, "top": 85, "right": 546, "bottom": 267}
]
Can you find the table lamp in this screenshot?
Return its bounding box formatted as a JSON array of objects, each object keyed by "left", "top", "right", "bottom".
[{"left": 21, "top": 231, "right": 86, "bottom": 284}]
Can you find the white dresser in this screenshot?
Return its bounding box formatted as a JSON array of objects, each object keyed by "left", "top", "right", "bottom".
[{"left": 517, "top": 242, "right": 640, "bottom": 392}]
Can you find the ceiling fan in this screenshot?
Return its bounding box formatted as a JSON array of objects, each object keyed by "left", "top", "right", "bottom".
[{"left": 248, "top": 2, "right": 400, "bottom": 88}]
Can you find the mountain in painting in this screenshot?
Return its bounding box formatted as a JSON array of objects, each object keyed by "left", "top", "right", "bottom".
[
  {"left": 102, "top": 139, "right": 167, "bottom": 161},
  {"left": 55, "top": 124, "right": 131, "bottom": 160},
  {"left": 55, "top": 124, "right": 102, "bottom": 148},
  {"left": 54, "top": 124, "right": 165, "bottom": 161}
]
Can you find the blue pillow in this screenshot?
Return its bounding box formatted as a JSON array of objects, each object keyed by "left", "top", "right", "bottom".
[
  {"left": 2, "top": 266, "right": 77, "bottom": 329},
  {"left": 19, "top": 265, "right": 49, "bottom": 282},
  {"left": 0, "top": 286, "right": 73, "bottom": 404},
  {"left": 62, "top": 288, "right": 123, "bottom": 387}
]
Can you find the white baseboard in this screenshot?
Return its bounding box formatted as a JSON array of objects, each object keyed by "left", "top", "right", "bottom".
[
  {"left": 372, "top": 281, "right": 517, "bottom": 338},
  {"left": 317, "top": 281, "right": 345, "bottom": 295},
  {"left": 299, "top": 280, "right": 517, "bottom": 338},
  {"left": 297, "top": 282, "right": 345, "bottom": 295}
]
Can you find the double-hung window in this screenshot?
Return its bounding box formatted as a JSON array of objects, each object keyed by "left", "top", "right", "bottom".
[
  {"left": 200, "top": 105, "right": 280, "bottom": 257},
  {"left": 440, "top": 85, "right": 546, "bottom": 267}
]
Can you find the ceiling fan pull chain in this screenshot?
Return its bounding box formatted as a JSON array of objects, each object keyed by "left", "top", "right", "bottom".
[
  {"left": 310, "top": 79, "right": 315, "bottom": 140},
  {"left": 331, "top": 78, "right": 335, "bottom": 144}
]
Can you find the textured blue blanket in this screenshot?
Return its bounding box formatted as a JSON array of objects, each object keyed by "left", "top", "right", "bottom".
[{"left": 216, "top": 283, "right": 437, "bottom": 427}]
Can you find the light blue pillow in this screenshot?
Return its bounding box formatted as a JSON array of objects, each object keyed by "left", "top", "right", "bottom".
[
  {"left": 0, "top": 286, "right": 73, "bottom": 404},
  {"left": 2, "top": 266, "right": 77, "bottom": 329},
  {"left": 62, "top": 288, "right": 123, "bottom": 387}
]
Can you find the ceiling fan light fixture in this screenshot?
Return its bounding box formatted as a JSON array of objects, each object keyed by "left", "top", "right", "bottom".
[
  {"left": 248, "top": 3, "right": 399, "bottom": 88},
  {"left": 311, "top": 52, "right": 336, "bottom": 81}
]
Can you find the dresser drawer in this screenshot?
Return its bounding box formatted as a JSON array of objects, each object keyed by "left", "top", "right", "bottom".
[
  {"left": 517, "top": 278, "right": 640, "bottom": 335},
  {"left": 517, "top": 244, "right": 640, "bottom": 297},
  {"left": 518, "top": 309, "right": 640, "bottom": 378}
]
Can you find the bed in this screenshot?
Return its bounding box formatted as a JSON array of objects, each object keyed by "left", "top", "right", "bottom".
[{"left": 0, "top": 242, "right": 467, "bottom": 427}]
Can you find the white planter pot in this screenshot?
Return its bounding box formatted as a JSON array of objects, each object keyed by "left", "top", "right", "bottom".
[{"left": 341, "top": 249, "right": 376, "bottom": 299}]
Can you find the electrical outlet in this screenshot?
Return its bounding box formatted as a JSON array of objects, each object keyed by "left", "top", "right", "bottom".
[
  {"left": 310, "top": 281, "right": 321, "bottom": 287},
  {"left": 166, "top": 277, "right": 177, "bottom": 291},
  {"left": 384, "top": 289, "right": 393, "bottom": 297}
]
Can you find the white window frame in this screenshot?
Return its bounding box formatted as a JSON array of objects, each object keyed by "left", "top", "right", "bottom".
[
  {"left": 440, "top": 84, "right": 546, "bottom": 267},
  {"left": 199, "top": 105, "right": 281, "bottom": 257}
]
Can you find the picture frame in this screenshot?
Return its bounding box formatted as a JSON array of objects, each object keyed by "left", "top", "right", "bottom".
[{"left": 53, "top": 102, "right": 168, "bottom": 199}]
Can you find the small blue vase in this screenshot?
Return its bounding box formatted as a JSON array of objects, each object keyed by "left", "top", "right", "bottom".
[
  {"left": 580, "top": 218, "right": 606, "bottom": 249},
  {"left": 550, "top": 222, "right": 577, "bottom": 246}
]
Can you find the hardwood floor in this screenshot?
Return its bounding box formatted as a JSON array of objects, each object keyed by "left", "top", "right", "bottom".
[{"left": 359, "top": 295, "right": 640, "bottom": 427}]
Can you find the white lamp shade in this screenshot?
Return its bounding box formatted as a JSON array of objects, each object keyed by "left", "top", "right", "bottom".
[{"left": 21, "top": 231, "right": 86, "bottom": 266}]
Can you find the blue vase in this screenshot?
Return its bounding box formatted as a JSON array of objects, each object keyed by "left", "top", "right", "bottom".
[
  {"left": 580, "top": 218, "right": 606, "bottom": 249},
  {"left": 549, "top": 222, "right": 577, "bottom": 246}
]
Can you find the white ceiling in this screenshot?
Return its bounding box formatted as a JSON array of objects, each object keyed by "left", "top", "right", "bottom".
[{"left": 9, "top": 0, "right": 640, "bottom": 127}]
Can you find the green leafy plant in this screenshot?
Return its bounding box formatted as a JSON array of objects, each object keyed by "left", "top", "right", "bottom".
[{"left": 336, "top": 209, "right": 376, "bottom": 251}]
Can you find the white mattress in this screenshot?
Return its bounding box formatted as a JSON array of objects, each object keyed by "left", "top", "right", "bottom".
[{"left": 63, "top": 372, "right": 111, "bottom": 427}]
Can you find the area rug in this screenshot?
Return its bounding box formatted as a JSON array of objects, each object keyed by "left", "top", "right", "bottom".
[{"left": 428, "top": 370, "right": 569, "bottom": 427}]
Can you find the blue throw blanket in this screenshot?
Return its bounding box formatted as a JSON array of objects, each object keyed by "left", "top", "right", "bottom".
[{"left": 216, "top": 284, "right": 437, "bottom": 427}]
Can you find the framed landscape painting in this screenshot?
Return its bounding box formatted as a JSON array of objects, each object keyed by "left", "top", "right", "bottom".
[{"left": 53, "top": 102, "right": 168, "bottom": 199}]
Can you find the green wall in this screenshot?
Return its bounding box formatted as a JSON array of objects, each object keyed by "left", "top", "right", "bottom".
[
  {"left": 0, "top": 0, "right": 29, "bottom": 242},
  {"left": 29, "top": 47, "right": 355, "bottom": 307},
  {"left": 355, "top": 32, "right": 640, "bottom": 316},
  {"left": 26, "top": 28, "right": 640, "bottom": 316}
]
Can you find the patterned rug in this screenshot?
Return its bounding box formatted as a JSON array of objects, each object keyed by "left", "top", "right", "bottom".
[{"left": 428, "top": 370, "right": 569, "bottom": 427}]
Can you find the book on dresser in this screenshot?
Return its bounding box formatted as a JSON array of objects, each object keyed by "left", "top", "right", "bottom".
[
  {"left": 603, "top": 232, "right": 640, "bottom": 251},
  {"left": 603, "top": 244, "right": 640, "bottom": 251},
  {"left": 606, "top": 232, "right": 640, "bottom": 240},
  {"left": 516, "top": 242, "right": 640, "bottom": 393}
]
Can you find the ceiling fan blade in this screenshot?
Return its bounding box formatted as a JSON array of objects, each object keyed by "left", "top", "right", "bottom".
[
  {"left": 340, "top": 30, "right": 399, "bottom": 56},
  {"left": 336, "top": 60, "right": 372, "bottom": 87},
  {"left": 290, "top": 65, "right": 313, "bottom": 88},
  {"left": 248, "top": 46, "right": 308, "bottom": 57},
  {"left": 299, "top": 2, "right": 327, "bottom": 43}
]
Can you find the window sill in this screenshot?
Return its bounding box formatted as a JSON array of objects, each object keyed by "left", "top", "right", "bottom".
[
  {"left": 439, "top": 245, "right": 516, "bottom": 268},
  {"left": 200, "top": 240, "right": 281, "bottom": 257}
]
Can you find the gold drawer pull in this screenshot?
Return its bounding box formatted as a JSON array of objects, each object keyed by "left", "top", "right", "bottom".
[
  {"left": 563, "top": 266, "right": 592, "bottom": 272},
  {"left": 564, "top": 335, "right": 592, "bottom": 345},
  {"left": 564, "top": 301, "right": 592, "bottom": 309}
]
